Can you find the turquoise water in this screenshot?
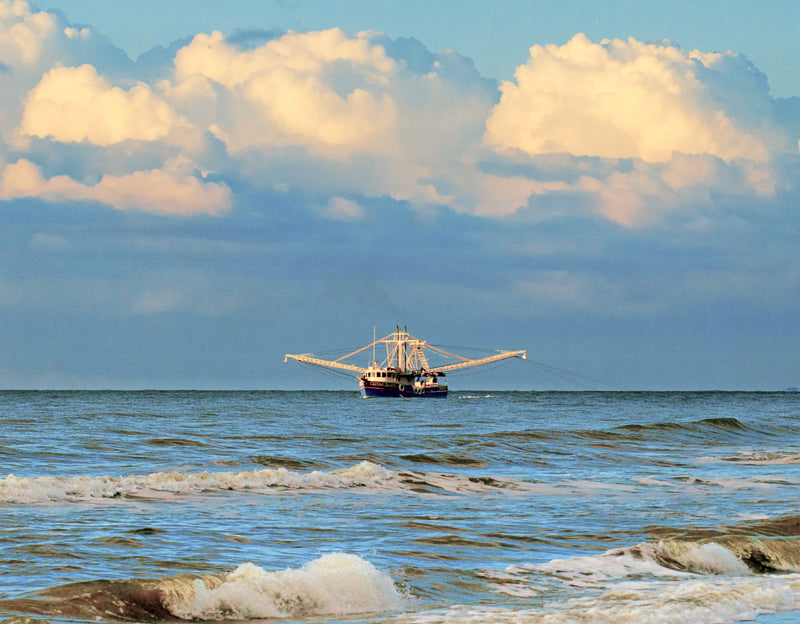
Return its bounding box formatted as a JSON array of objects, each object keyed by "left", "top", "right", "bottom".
[{"left": 2, "top": 390, "right": 800, "bottom": 623}]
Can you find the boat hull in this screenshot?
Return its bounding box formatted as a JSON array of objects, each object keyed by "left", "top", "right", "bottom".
[{"left": 360, "top": 380, "right": 447, "bottom": 398}]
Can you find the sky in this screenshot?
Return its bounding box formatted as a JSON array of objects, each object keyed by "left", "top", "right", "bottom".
[{"left": 1, "top": 0, "right": 799, "bottom": 390}]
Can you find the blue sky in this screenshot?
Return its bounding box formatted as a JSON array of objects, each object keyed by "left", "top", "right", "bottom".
[{"left": 1, "top": 0, "right": 799, "bottom": 389}]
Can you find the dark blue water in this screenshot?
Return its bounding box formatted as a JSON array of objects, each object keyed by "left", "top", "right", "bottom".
[{"left": 2, "top": 390, "right": 800, "bottom": 623}]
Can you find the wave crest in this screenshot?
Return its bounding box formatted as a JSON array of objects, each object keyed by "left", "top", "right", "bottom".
[
  {"left": 0, "top": 462, "right": 543, "bottom": 504},
  {"left": 0, "top": 461, "right": 396, "bottom": 504},
  {"left": 171, "top": 554, "right": 405, "bottom": 619},
  {"left": 0, "top": 554, "right": 406, "bottom": 621},
  {"left": 523, "top": 534, "right": 800, "bottom": 585}
]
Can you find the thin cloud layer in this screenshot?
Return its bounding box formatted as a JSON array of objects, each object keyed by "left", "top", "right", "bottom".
[{"left": 0, "top": 157, "right": 231, "bottom": 215}]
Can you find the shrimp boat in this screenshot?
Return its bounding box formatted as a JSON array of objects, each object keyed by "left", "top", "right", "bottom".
[{"left": 284, "top": 326, "right": 526, "bottom": 398}]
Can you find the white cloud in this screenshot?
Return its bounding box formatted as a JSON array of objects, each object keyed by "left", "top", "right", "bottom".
[
  {"left": 169, "top": 29, "right": 396, "bottom": 156},
  {"left": 317, "top": 196, "right": 365, "bottom": 221},
  {"left": 0, "top": 157, "right": 231, "bottom": 215},
  {"left": 0, "top": 0, "right": 132, "bottom": 141},
  {"left": 485, "top": 33, "right": 788, "bottom": 163},
  {"left": 479, "top": 34, "right": 800, "bottom": 225},
  {"left": 0, "top": 0, "right": 59, "bottom": 66},
  {"left": 0, "top": 0, "right": 129, "bottom": 72},
  {"left": 2, "top": 4, "right": 800, "bottom": 229},
  {"left": 19, "top": 64, "right": 186, "bottom": 145},
  {"left": 162, "top": 28, "right": 500, "bottom": 210}
]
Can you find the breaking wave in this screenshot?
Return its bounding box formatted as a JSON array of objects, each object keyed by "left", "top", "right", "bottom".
[
  {"left": 448, "top": 533, "right": 800, "bottom": 624},
  {"left": 517, "top": 527, "right": 800, "bottom": 583},
  {"left": 713, "top": 450, "right": 800, "bottom": 464},
  {"left": 0, "top": 461, "right": 541, "bottom": 504},
  {"left": 0, "top": 553, "right": 406, "bottom": 621},
  {"left": 0, "top": 461, "right": 396, "bottom": 504},
  {"left": 400, "top": 577, "right": 800, "bottom": 624},
  {"left": 5, "top": 459, "right": 791, "bottom": 506},
  {"left": 7, "top": 456, "right": 796, "bottom": 506},
  {"left": 534, "top": 537, "right": 800, "bottom": 579}
]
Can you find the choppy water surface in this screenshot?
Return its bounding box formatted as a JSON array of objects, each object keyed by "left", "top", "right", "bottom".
[{"left": 2, "top": 390, "right": 800, "bottom": 623}]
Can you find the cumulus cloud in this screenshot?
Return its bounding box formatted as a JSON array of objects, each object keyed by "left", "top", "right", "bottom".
[
  {"left": 2, "top": 1, "right": 800, "bottom": 228},
  {"left": 161, "top": 28, "right": 500, "bottom": 209},
  {"left": 0, "top": 0, "right": 131, "bottom": 140},
  {"left": 19, "top": 64, "right": 186, "bottom": 145},
  {"left": 0, "top": 157, "right": 231, "bottom": 215},
  {"left": 169, "top": 28, "right": 397, "bottom": 155},
  {"left": 480, "top": 34, "right": 800, "bottom": 225},
  {"left": 4, "top": 18, "right": 502, "bottom": 213},
  {"left": 485, "top": 33, "right": 788, "bottom": 163},
  {"left": 0, "top": 0, "right": 129, "bottom": 71}
]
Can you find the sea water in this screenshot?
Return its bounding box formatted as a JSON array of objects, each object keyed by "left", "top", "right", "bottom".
[{"left": 1, "top": 390, "right": 800, "bottom": 623}]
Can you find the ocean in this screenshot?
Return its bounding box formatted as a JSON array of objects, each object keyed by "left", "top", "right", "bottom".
[{"left": 2, "top": 390, "right": 800, "bottom": 623}]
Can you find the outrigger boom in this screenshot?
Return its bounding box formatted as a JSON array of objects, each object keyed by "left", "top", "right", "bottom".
[{"left": 284, "top": 326, "right": 526, "bottom": 397}]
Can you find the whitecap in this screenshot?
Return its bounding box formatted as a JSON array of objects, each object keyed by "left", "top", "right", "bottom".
[
  {"left": 168, "top": 553, "right": 407, "bottom": 620},
  {"left": 0, "top": 460, "right": 397, "bottom": 504}
]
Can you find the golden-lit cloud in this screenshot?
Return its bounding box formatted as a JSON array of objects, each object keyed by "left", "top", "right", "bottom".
[
  {"left": 20, "top": 64, "right": 184, "bottom": 145},
  {"left": 485, "top": 33, "right": 784, "bottom": 163},
  {"left": 169, "top": 29, "right": 396, "bottom": 155},
  {"left": 162, "top": 28, "right": 500, "bottom": 211},
  {"left": 0, "top": 0, "right": 58, "bottom": 65},
  {"left": 2, "top": 0, "right": 800, "bottom": 227},
  {"left": 0, "top": 157, "right": 231, "bottom": 215}
]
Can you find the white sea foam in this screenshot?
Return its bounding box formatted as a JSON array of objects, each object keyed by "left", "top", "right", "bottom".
[
  {"left": 678, "top": 543, "right": 753, "bottom": 576},
  {"left": 168, "top": 553, "right": 407, "bottom": 620},
  {"left": 721, "top": 451, "right": 800, "bottom": 464},
  {"left": 8, "top": 461, "right": 774, "bottom": 505},
  {"left": 399, "top": 576, "right": 800, "bottom": 623},
  {"left": 520, "top": 543, "right": 689, "bottom": 586},
  {"left": 0, "top": 462, "right": 551, "bottom": 504},
  {"left": 518, "top": 541, "right": 751, "bottom": 582},
  {"left": 412, "top": 544, "right": 800, "bottom": 624},
  {"left": 0, "top": 461, "right": 396, "bottom": 504}
]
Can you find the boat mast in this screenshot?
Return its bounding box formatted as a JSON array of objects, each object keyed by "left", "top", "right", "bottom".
[{"left": 397, "top": 326, "right": 406, "bottom": 372}]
